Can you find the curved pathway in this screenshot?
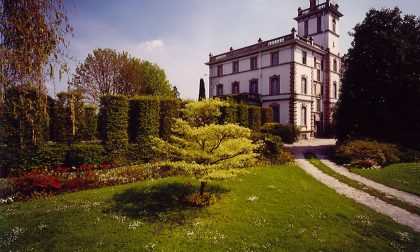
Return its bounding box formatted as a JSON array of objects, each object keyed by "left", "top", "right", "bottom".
[{"left": 288, "top": 139, "right": 420, "bottom": 232}]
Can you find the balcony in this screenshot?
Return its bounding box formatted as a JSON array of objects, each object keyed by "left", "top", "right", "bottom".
[
  {"left": 295, "top": 0, "right": 343, "bottom": 20},
  {"left": 213, "top": 93, "right": 262, "bottom": 106}
]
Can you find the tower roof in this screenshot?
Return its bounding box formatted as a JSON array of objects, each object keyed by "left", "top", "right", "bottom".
[{"left": 294, "top": 0, "right": 343, "bottom": 21}]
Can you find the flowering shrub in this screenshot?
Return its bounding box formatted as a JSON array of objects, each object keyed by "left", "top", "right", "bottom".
[
  {"left": 351, "top": 159, "right": 378, "bottom": 169},
  {"left": 13, "top": 171, "right": 62, "bottom": 195},
  {"left": 64, "top": 172, "right": 99, "bottom": 190}
]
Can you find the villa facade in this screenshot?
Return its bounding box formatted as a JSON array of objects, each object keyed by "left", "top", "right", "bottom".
[{"left": 206, "top": 0, "right": 343, "bottom": 138}]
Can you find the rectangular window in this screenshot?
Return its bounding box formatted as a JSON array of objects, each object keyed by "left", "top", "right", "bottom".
[
  {"left": 302, "top": 52, "right": 307, "bottom": 65},
  {"left": 217, "top": 65, "right": 223, "bottom": 76},
  {"left": 332, "top": 19, "right": 337, "bottom": 33},
  {"left": 272, "top": 106, "right": 280, "bottom": 123},
  {"left": 333, "top": 59, "right": 338, "bottom": 72},
  {"left": 250, "top": 57, "right": 258, "bottom": 70},
  {"left": 271, "top": 52, "right": 279, "bottom": 66},
  {"left": 321, "top": 59, "right": 324, "bottom": 70},
  {"left": 304, "top": 20, "right": 308, "bottom": 36},
  {"left": 216, "top": 84, "right": 223, "bottom": 96},
  {"left": 232, "top": 61, "right": 239, "bottom": 73},
  {"left": 316, "top": 99, "right": 321, "bottom": 112},
  {"left": 301, "top": 77, "right": 307, "bottom": 94},
  {"left": 249, "top": 79, "right": 258, "bottom": 94},
  {"left": 301, "top": 106, "right": 307, "bottom": 126},
  {"left": 317, "top": 69, "right": 321, "bottom": 81},
  {"left": 270, "top": 77, "right": 280, "bottom": 95},
  {"left": 317, "top": 16, "right": 322, "bottom": 33}
]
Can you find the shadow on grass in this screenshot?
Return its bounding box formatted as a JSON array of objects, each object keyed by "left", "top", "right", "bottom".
[{"left": 105, "top": 181, "right": 229, "bottom": 225}]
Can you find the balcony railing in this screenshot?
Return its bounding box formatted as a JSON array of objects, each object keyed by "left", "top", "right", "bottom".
[{"left": 297, "top": 1, "right": 341, "bottom": 17}]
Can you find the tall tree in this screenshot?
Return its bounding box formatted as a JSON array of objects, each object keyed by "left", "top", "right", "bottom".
[
  {"left": 198, "top": 78, "right": 206, "bottom": 100},
  {"left": 0, "top": 0, "right": 72, "bottom": 90},
  {"left": 71, "top": 48, "right": 173, "bottom": 104},
  {"left": 335, "top": 8, "right": 420, "bottom": 149}
]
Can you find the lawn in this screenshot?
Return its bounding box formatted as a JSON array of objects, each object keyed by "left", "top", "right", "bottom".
[
  {"left": 351, "top": 163, "right": 420, "bottom": 196},
  {"left": 1, "top": 165, "right": 419, "bottom": 251}
]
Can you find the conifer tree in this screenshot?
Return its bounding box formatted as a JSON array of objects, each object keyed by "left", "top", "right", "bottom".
[{"left": 198, "top": 78, "right": 206, "bottom": 100}]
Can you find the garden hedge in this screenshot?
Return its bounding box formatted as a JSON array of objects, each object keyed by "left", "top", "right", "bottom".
[
  {"left": 98, "top": 95, "right": 128, "bottom": 158},
  {"left": 65, "top": 143, "right": 105, "bottom": 167},
  {"left": 261, "top": 107, "right": 273, "bottom": 125},
  {"left": 80, "top": 105, "right": 98, "bottom": 141},
  {"left": 237, "top": 103, "right": 249, "bottom": 127},
  {"left": 128, "top": 96, "right": 160, "bottom": 161},
  {"left": 248, "top": 106, "right": 262, "bottom": 130},
  {"left": 54, "top": 91, "right": 84, "bottom": 143},
  {"left": 220, "top": 103, "right": 238, "bottom": 124},
  {"left": 260, "top": 123, "right": 300, "bottom": 144},
  {"left": 159, "top": 98, "right": 181, "bottom": 140}
]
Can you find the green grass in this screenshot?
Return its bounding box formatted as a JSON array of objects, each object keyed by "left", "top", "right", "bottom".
[
  {"left": 1, "top": 165, "right": 419, "bottom": 251},
  {"left": 351, "top": 163, "right": 420, "bottom": 196},
  {"left": 305, "top": 154, "right": 420, "bottom": 216}
]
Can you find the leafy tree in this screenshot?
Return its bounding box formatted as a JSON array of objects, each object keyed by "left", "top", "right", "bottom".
[
  {"left": 335, "top": 8, "right": 420, "bottom": 149},
  {"left": 153, "top": 99, "right": 259, "bottom": 196},
  {"left": 0, "top": 0, "right": 72, "bottom": 89},
  {"left": 71, "top": 48, "right": 173, "bottom": 104},
  {"left": 181, "top": 98, "right": 227, "bottom": 127},
  {"left": 198, "top": 78, "right": 206, "bottom": 100}
]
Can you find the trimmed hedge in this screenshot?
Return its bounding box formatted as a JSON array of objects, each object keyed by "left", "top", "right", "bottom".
[
  {"left": 260, "top": 123, "right": 300, "bottom": 144},
  {"left": 80, "top": 105, "right": 98, "bottom": 141},
  {"left": 248, "top": 106, "right": 262, "bottom": 130},
  {"left": 65, "top": 143, "right": 105, "bottom": 167},
  {"left": 31, "top": 144, "right": 69, "bottom": 169},
  {"left": 237, "top": 103, "right": 249, "bottom": 127},
  {"left": 128, "top": 96, "right": 160, "bottom": 161},
  {"left": 159, "top": 98, "right": 181, "bottom": 140},
  {"left": 54, "top": 91, "right": 84, "bottom": 143},
  {"left": 261, "top": 107, "right": 273, "bottom": 125},
  {"left": 98, "top": 95, "right": 128, "bottom": 158},
  {"left": 220, "top": 104, "right": 238, "bottom": 124}
]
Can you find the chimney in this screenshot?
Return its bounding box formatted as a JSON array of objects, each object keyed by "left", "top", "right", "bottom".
[{"left": 310, "top": 0, "right": 316, "bottom": 10}]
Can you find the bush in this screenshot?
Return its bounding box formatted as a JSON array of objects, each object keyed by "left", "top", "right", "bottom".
[
  {"left": 31, "top": 144, "right": 69, "bottom": 169},
  {"left": 80, "top": 105, "right": 98, "bottom": 141},
  {"left": 159, "top": 98, "right": 181, "bottom": 140},
  {"left": 65, "top": 143, "right": 105, "bottom": 167},
  {"left": 13, "top": 171, "right": 62, "bottom": 195},
  {"left": 261, "top": 107, "right": 273, "bottom": 125},
  {"left": 128, "top": 96, "right": 160, "bottom": 161},
  {"left": 98, "top": 95, "right": 128, "bottom": 158},
  {"left": 54, "top": 91, "right": 84, "bottom": 143},
  {"left": 248, "top": 106, "right": 262, "bottom": 130},
  {"left": 184, "top": 192, "right": 216, "bottom": 207},
  {"left": 251, "top": 131, "right": 293, "bottom": 164},
  {"left": 335, "top": 140, "right": 400, "bottom": 166},
  {"left": 260, "top": 123, "right": 300, "bottom": 144},
  {"left": 64, "top": 171, "right": 99, "bottom": 190},
  {"left": 220, "top": 103, "right": 238, "bottom": 124},
  {"left": 237, "top": 103, "right": 249, "bottom": 127}
]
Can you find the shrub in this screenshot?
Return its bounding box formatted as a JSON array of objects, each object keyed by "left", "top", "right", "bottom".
[
  {"left": 64, "top": 171, "right": 99, "bottom": 190},
  {"left": 184, "top": 192, "right": 216, "bottom": 207},
  {"left": 220, "top": 103, "right": 238, "bottom": 124},
  {"left": 261, "top": 107, "right": 273, "bottom": 125},
  {"left": 260, "top": 123, "right": 300, "bottom": 144},
  {"left": 248, "top": 106, "right": 262, "bottom": 130},
  {"left": 54, "top": 91, "right": 84, "bottom": 143},
  {"left": 277, "top": 149, "right": 295, "bottom": 164},
  {"left": 237, "top": 103, "right": 249, "bottom": 127},
  {"left": 335, "top": 140, "right": 400, "bottom": 166},
  {"left": 159, "top": 98, "right": 181, "bottom": 140},
  {"left": 31, "top": 143, "right": 69, "bottom": 169},
  {"left": 13, "top": 171, "right": 62, "bottom": 195},
  {"left": 128, "top": 96, "right": 160, "bottom": 161},
  {"left": 79, "top": 105, "right": 98, "bottom": 141},
  {"left": 65, "top": 143, "right": 105, "bottom": 167},
  {"left": 98, "top": 95, "right": 128, "bottom": 158},
  {"left": 351, "top": 159, "right": 377, "bottom": 169},
  {"left": 251, "top": 131, "right": 293, "bottom": 164}
]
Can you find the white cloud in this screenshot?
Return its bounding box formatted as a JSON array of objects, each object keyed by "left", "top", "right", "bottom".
[{"left": 135, "top": 39, "right": 164, "bottom": 52}]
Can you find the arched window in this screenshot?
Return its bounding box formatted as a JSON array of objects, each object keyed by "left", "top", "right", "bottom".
[
  {"left": 231, "top": 82, "right": 240, "bottom": 94},
  {"left": 270, "top": 76, "right": 280, "bottom": 95},
  {"left": 216, "top": 84, "right": 224, "bottom": 96},
  {"left": 332, "top": 19, "right": 336, "bottom": 33},
  {"left": 301, "top": 106, "right": 307, "bottom": 126},
  {"left": 301, "top": 77, "right": 307, "bottom": 94},
  {"left": 249, "top": 79, "right": 258, "bottom": 94}
]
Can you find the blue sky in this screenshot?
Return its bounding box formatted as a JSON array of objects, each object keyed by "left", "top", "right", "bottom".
[{"left": 53, "top": 0, "right": 420, "bottom": 99}]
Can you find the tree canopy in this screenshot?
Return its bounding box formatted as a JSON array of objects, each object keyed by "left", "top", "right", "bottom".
[
  {"left": 0, "top": 0, "right": 72, "bottom": 90},
  {"left": 71, "top": 48, "right": 173, "bottom": 104},
  {"left": 335, "top": 7, "right": 420, "bottom": 149}
]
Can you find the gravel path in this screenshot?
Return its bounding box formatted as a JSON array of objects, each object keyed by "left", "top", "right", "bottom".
[{"left": 288, "top": 139, "right": 420, "bottom": 232}]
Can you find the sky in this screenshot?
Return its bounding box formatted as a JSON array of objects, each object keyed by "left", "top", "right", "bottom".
[{"left": 52, "top": 0, "right": 420, "bottom": 99}]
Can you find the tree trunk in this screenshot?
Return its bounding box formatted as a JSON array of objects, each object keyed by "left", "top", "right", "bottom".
[{"left": 200, "top": 181, "right": 207, "bottom": 196}]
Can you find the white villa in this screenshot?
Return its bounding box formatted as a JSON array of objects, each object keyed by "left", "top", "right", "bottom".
[{"left": 206, "top": 0, "right": 343, "bottom": 138}]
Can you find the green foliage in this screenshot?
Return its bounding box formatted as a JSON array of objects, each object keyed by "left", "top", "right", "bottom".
[
  {"left": 261, "top": 107, "right": 273, "bottom": 125},
  {"left": 54, "top": 91, "right": 84, "bottom": 143},
  {"left": 219, "top": 103, "right": 238, "bottom": 124},
  {"left": 159, "top": 98, "right": 181, "bottom": 140},
  {"left": 0, "top": 86, "right": 48, "bottom": 174},
  {"left": 251, "top": 131, "right": 293, "bottom": 164},
  {"left": 198, "top": 78, "right": 206, "bottom": 100},
  {"left": 335, "top": 140, "right": 401, "bottom": 166},
  {"left": 31, "top": 144, "right": 69, "bottom": 169},
  {"left": 79, "top": 105, "right": 98, "bottom": 141},
  {"left": 184, "top": 192, "right": 216, "bottom": 207},
  {"left": 236, "top": 103, "right": 249, "bottom": 127},
  {"left": 260, "top": 123, "right": 300, "bottom": 144},
  {"left": 182, "top": 98, "right": 227, "bottom": 127},
  {"left": 335, "top": 8, "right": 420, "bottom": 150},
  {"left": 98, "top": 95, "right": 128, "bottom": 158},
  {"left": 248, "top": 106, "right": 261, "bottom": 130},
  {"left": 128, "top": 96, "right": 160, "bottom": 161},
  {"left": 65, "top": 143, "right": 105, "bottom": 167}
]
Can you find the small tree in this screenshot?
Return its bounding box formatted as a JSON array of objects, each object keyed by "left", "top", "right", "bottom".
[{"left": 198, "top": 78, "right": 206, "bottom": 100}]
